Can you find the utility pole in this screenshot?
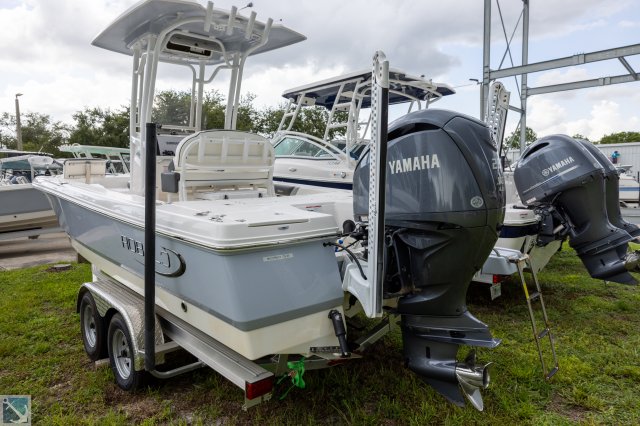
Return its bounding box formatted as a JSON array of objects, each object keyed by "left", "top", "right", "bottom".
[{"left": 15, "top": 93, "right": 23, "bottom": 151}]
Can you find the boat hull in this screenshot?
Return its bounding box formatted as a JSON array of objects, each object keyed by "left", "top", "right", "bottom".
[
  {"left": 0, "top": 184, "right": 58, "bottom": 234},
  {"left": 619, "top": 184, "right": 640, "bottom": 204},
  {"left": 44, "top": 193, "right": 345, "bottom": 359}
]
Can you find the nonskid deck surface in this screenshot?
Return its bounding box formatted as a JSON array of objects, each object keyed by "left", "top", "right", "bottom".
[{"left": 35, "top": 176, "right": 353, "bottom": 249}]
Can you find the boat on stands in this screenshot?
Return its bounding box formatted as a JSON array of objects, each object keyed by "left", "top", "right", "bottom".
[{"left": 34, "top": 0, "right": 506, "bottom": 410}]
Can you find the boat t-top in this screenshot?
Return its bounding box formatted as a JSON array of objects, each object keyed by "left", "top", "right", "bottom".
[{"left": 272, "top": 69, "right": 454, "bottom": 192}]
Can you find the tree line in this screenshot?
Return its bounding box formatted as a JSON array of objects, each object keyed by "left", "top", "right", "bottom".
[
  {"left": 0, "top": 89, "right": 344, "bottom": 156},
  {"left": 1, "top": 89, "right": 637, "bottom": 155},
  {"left": 503, "top": 127, "right": 640, "bottom": 149}
]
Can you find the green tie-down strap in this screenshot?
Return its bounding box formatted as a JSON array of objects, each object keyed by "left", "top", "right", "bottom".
[{"left": 277, "top": 358, "right": 306, "bottom": 399}]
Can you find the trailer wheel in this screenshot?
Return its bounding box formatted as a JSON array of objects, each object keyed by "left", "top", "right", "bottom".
[
  {"left": 79, "top": 292, "right": 106, "bottom": 361},
  {"left": 107, "top": 313, "right": 144, "bottom": 391}
]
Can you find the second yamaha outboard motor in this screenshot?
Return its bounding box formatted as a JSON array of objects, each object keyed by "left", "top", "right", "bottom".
[
  {"left": 353, "top": 109, "right": 505, "bottom": 410},
  {"left": 577, "top": 140, "right": 640, "bottom": 239},
  {"left": 514, "top": 135, "right": 639, "bottom": 284}
]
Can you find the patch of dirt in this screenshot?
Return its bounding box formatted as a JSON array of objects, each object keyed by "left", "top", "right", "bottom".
[
  {"left": 547, "top": 393, "right": 590, "bottom": 422},
  {"left": 48, "top": 378, "right": 74, "bottom": 396},
  {"left": 118, "top": 397, "right": 164, "bottom": 421}
]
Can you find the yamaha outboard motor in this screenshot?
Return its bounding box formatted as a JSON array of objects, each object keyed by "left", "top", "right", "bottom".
[
  {"left": 353, "top": 109, "right": 505, "bottom": 410},
  {"left": 514, "top": 135, "right": 639, "bottom": 284},
  {"left": 577, "top": 140, "right": 640, "bottom": 239}
]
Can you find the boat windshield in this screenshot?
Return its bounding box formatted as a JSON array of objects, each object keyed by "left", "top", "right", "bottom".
[{"left": 331, "top": 141, "right": 368, "bottom": 160}]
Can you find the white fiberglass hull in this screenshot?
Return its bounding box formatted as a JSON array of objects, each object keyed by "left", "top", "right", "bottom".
[
  {"left": 35, "top": 177, "right": 353, "bottom": 360},
  {"left": 273, "top": 158, "right": 353, "bottom": 191},
  {"left": 619, "top": 175, "right": 640, "bottom": 204},
  {"left": 0, "top": 184, "right": 58, "bottom": 235}
]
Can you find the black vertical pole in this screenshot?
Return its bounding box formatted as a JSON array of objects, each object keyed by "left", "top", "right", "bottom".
[
  {"left": 375, "top": 81, "right": 389, "bottom": 301},
  {"left": 144, "top": 123, "right": 157, "bottom": 371}
]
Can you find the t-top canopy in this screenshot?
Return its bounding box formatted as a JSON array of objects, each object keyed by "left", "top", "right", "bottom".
[
  {"left": 59, "top": 144, "right": 130, "bottom": 156},
  {"left": 282, "top": 68, "right": 455, "bottom": 109},
  {"left": 92, "top": 0, "right": 306, "bottom": 64}
]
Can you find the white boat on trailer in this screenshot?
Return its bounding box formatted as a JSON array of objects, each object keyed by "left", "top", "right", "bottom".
[
  {"left": 35, "top": 0, "right": 508, "bottom": 411},
  {"left": 272, "top": 69, "right": 454, "bottom": 193}
]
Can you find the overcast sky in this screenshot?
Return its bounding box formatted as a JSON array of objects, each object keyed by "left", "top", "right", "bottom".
[{"left": 1, "top": 0, "right": 639, "bottom": 141}]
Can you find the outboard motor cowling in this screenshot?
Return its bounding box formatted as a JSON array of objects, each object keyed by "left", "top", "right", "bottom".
[
  {"left": 514, "top": 135, "right": 639, "bottom": 284},
  {"left": 353, "top": 109, "right": 505, "bottom": 410},
  {"left": 577, "top": 140, "right": 640, "bottom": 239}
]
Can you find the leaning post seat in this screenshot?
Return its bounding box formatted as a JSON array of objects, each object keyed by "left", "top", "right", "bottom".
[{"left": 163, "top": 130, "right": 275, "bottom": 201}]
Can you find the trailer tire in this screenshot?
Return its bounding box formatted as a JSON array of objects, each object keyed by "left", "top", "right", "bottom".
[
  {"left": 79, "top": 292, "right": 106, "bottom": 361},
  {"left": 107, "top": 313, "right": 144, "bottom": 391}
]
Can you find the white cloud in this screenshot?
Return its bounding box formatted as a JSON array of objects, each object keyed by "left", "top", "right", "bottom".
[
  {"left": 527, "top": 97, "right": 568, "bottom": 133},
  {"left": 1, "top": 72, "right": 132, "bottom": 124},
  {"left": 533, "top": 68, "right": 591, "bottom": 87},
  {"left": 526, "top": 0, "right": 630, "bottom": 40},
  {"left": 528, "top": 98, "right": 639, "bottom": 141},
  {"left": 619, "top": 20, "right": 640, "bottom": 27},
  {"left": 0, "top": 0, "right": 639, "bottom": 134},
  {"left": 585, "top": 100, "right": 640, "bottom": 138},
  {"left": 241, "top": 62, "right": 347, "bottom": 108}
]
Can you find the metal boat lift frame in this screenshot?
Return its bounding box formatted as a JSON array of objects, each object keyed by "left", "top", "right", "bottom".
[{"left": 480, "top": 0, "right": 640, "bottom": 151}]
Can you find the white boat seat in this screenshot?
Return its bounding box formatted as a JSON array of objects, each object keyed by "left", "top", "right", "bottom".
[{"left": 170, "top": 130, "right": 275, "bottom": 201}]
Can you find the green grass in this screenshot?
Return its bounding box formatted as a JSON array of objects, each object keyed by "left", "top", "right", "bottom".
[{"left": 1, "top": 246, "right": 639, "bottom": 425}]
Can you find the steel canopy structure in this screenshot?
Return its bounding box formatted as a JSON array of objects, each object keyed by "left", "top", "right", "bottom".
[{"left": 481, "top": 0, "right": 640, "bottom": 151}]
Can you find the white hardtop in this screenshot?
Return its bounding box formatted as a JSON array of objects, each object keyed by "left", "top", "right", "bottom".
[
  {"left": 60, "top": 144, "right": 129, "bottom": 157},
  {"left": 92, "top": 0, "right": 305, "bottom": 64},
  {"left": 96, "top": 0, "right": 307, "bottom": 195},
  {"left": 281, "top": 67, "right": 455, "bottom": 109}
]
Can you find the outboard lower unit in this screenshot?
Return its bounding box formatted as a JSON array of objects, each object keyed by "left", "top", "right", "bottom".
[
  {"left": 352, "top": 109, "right": 505, "bottom": 410},
  {"left": 514, "top": 135, "right": 639, "bottom": 284}
]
